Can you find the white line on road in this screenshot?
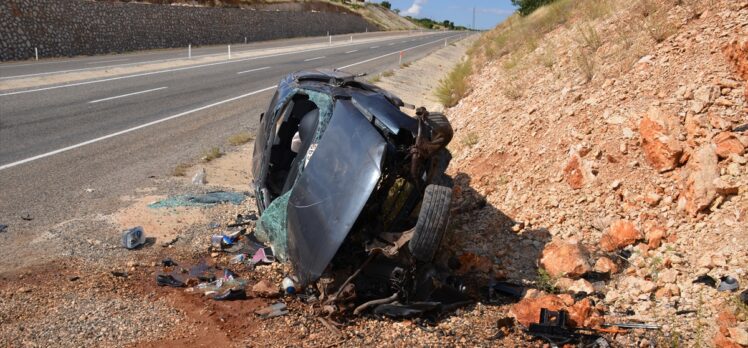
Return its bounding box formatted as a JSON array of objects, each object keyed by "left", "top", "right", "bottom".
[
  {"left": 88, "top": 87, "right": 167, "bottom": 104},
  {"left": 85, "top": 59, "right": 130, "bottom": 65},
  {"left": 345, "top": 50, "right": 359, "bottom": 54},
  {"left": 370, "top": 46, "right": 380, "bottom": 49},
  {"left": 338, "top": 34, "right": 461, "bottom": 70},
  {"left": 237, "top": 66, "right": 271, "bottom": 75},
  {"left": 303, "top": 56, "right": 325, "bottom": 62},
  {"left": 0, "top": 86, "right": 278, "bottom": 171}
]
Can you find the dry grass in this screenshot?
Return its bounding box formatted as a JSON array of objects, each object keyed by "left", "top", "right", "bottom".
[
  {"left": 227, "top": 131, "right": 254, "bottom": 146},
  {"left": 368, "top": 74, "right": 381, "bottom": 83},
  {"left": 644, "top": 11, "right": 676, "bottom": 43},
  {"left": 575, "top": 48, "right": 596, "bottom": 82},
  {"left": 382, "top": 70, "right": 395, "bottom": 78},
  {"left": 576, "top": 23, "right": 602, "bottom": 51},
  {"left": 201, "top": 147, "right": 223, "bottom": 162},
  {"left": 400, "top": 61, "right": 412, "bottom": 69},
  {"left": 460, "top": 132, "right": 479, "bottom": 148},
  {"left": 435, "top": 59, "right": 473, "bottom": 107},
  {"left": 172, "top": 163, "right": 191, "bottom": 177},
  {"left": 502, "top": 78, "right": 525, "bottom": 100},
  {"left": 538, "top": 44, "right": 556, "bottom": 68}
]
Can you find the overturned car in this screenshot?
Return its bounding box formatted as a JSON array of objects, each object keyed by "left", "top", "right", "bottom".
[{"left": 251, "top": 70, "right": 459, "bottom": 307}]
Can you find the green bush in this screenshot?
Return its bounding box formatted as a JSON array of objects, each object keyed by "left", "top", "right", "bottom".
[
  {"left": 512, "top": 0, "right": 557, "bottom": 16},
  {"left": 435, "top": 59, "right": 473, "bottom": 107}
]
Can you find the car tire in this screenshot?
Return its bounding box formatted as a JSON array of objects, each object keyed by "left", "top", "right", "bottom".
[{"left": 409, "top": 184, "right": 452, "bottom": 262}]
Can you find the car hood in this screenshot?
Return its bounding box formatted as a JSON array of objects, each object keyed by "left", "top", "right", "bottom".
[{"left": 286, "top": 99, "right": 386, "bottom": 285}]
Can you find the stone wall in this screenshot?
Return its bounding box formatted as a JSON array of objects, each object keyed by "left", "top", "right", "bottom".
[{"left": 0, "top": 0, "right": 377, "bottom": 61}]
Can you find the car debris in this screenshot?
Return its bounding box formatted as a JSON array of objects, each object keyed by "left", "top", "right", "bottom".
[
  {"left": 192, "top": 167, "right": 206, "bottom": 185},
  {"left": 693, "top": 274, "right": 717, "bottom": 288},
  {"left": 156, "top": 274, "right": 185, "bottom": 287},
  {"left": 161, "top": 258, "right": 177, "bottom": 267},
  {"left": 527, "top": 308, "right": 609, "bottom": 348},
  {"left": 255, "top": 302, "right": 288, "bottom": 319},
  {"left": 249, "top": 69, "right": 462, "bottom": 317},
  {"left": 0, "top": 224, "right": 7, "bottom": 233},
  {"left": 601, "top": 322, "right": 661, "bottom": 330},
  {"left": 213, "top": 288, "right": 246, "bottom": 301},
  {"left": 718, "top": 276, "right": 740, "bottom": 292},
  {"left": 121, "top": 226, "right": 145, "bottom": 250},
  {"left": 147, "top": 191, "right": 246, "bottom": 208}
]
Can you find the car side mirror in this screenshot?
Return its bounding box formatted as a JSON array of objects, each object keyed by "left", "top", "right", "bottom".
[{"left": 260, "top": 112, "right": 264, "bottom": 121}]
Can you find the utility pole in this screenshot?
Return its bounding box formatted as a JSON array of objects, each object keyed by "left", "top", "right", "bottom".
[{"left": 472, "top": 7, "right": 476, "bottom": 31}]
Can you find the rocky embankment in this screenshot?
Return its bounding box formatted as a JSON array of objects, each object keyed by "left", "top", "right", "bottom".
[{"left": 443, "top": 0, "right": 748, "bottom": 346}]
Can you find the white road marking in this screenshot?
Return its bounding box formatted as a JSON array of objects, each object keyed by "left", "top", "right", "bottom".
[
  {"left": 0, "top": 86, "right": 277, "bottom": 171},
  {"left": 85, "top": 59, "right": 130, "bottom": 65},
  {"left": 88, "top": 86, "right": 167, "bottom": 104},
  {"left": 338, "top": 34, "right": 461, "bottom": 70},
  {"left": 345, "top": 50, "right": 359, "bottom": 54},
  {"left": 0, "top": 33, "right": 446, "bottom": 95},
  {"left": 370, "top": 46, "right": 380, "bottom": 49},
  {"left": 237, "top": 66, "right": 271, "bottom": 75},
  {"left": 303, "top": 56, "right": 325, "bottom": 62}
]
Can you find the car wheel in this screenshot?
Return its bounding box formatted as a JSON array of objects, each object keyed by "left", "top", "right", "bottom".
[{"left": 409, "top": 184, "right": 452, "bottom": 262}]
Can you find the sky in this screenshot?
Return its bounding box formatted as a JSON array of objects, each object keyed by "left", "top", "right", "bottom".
[{"left": 373, "top": 0, "right": 517, "bottom": 30}]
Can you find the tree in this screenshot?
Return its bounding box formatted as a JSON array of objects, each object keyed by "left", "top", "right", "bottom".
[
  {"left": 380, "top": 1, "right": 392, "bottom": 10},
  {"left": 393, "top": 8, "right": 400, "bottom": 14},
  {"left": 511, "top": 0, "right": 555, "bottom": 16}
]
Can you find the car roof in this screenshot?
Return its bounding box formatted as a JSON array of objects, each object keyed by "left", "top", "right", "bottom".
[{"left": 281, "top": 69, "right": 418, "bottom": 136}]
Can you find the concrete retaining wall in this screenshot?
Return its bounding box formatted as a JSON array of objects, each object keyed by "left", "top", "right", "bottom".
[{"left": 0, "top": 0, "right": 377, "bottom": 61}]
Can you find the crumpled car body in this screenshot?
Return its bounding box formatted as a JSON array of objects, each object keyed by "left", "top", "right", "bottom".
[{"left": 251, "top": 69, "right": 452, "bottom": 286}]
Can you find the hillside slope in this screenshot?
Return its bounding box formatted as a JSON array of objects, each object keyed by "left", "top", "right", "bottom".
[
  {"left": 442, "top": 0, "right": 748, "bottom": 345},
  {"left": 98, "top": 0, "right": 418, "bottom": 30}
]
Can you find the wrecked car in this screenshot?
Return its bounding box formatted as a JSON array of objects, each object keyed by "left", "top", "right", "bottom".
[{"left": 251, "top": 69, "right": 456, "bottom": 294}]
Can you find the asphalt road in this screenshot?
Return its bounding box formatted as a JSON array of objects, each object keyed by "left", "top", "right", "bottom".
[
  {"left": 0, "top": 31, "right": 466, "bottom": 233},
  {"left": 0, "top": 31, "right": 420, "bottom": 80}
]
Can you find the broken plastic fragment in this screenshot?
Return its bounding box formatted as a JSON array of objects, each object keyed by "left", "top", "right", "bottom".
[
  {"left": 161, "top": 258, "right": 177, "bottom": 267},
  {"left": 121, "top": 227, "right": 145, "bottom": 250},
  {"left": 693, "top": 275, "right": 717, "bottom": 288},
  {"left": 213, "top": 288, "right": 246, "bottom": 301},
  {"left": 255, "top": 303, "right": 288, "bottom": 319},
  {"left": 156, "top": 274, "right": 185, "bottom": 288},
  {"left": 251, "top": 247, "right": 275, "bottom": 265},
  {"left": 717, "top": 276, "right": 739, "bottom": 292}
]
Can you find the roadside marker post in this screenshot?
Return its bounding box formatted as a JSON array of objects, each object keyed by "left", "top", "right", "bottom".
[
  {"left": 329, "top": 34, "right": 332, "bottom": 46},
  {"left": 445, "top": 38, "right": 448, "bottom": 47},
  {"left": 34, "top": 47, "right": 38, "bottom": 61},
  {"left": 244, "top": 37, "right": 247, "bottom": 44},
  {"left": 350, "top": 35, "right": 353, "bottom": 42},
  {"left": 399, "top": 51, "right": 403, "bottom": 66},
  {"left": 188, "top": 44, "right": 191, "bottom": 59},
  {"left": 228, "top": 45, "right": 231, "bottom": 59}
]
